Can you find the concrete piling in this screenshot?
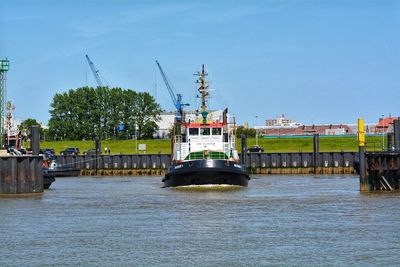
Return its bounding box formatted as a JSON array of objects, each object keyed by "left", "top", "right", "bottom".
[
  {"left": 95, "top": 137, "right": 100, "bottom": 174},
  {"left": 72, "top": 152, "right": 357, "bottom": 176},
  {"left": 394, "top": 119, "right": 400, "bottom": 151},
  {"left": 241, "top": 134, "right": 247, "bottom": 166},
  {"left": 358, "top": 118, "right": 368, "bottom": 191},
  {"left": 0, "top": 125, "right": 44, "bottom": 194},
  {"left": 313, "top": 134, "right": 319, "bottom": 174},
  {"left": 0, "top": 156, "right": 43, "bottom": 194},
  {"left": 31, "top": 125, "right": 40, "bottom": 155},
  {"left": 387, "top": 133, "right": 393, "bottom": 151},
  {"left": 356, "top": 118, "right": 399, "bottom": 192}
]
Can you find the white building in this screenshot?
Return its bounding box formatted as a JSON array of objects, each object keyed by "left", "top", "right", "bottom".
[
  {"left": 265, "top": 114, "right": 301, "bottom": 128},
  {"left": 154, "top": 111, "right": 176, "bottom": 139}
]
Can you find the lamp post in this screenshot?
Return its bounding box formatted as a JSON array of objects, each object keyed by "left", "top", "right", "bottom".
[
  {"left": 135, "top": 123, "right": 138, "bottom": 154},
  {"left": 255, "top": 115, "right": 258, "bottom": 146},
  {"left": 381, "top": 114, "right": 385, "bottom": 151}
]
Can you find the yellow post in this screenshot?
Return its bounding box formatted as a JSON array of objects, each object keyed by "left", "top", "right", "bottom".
[
  {"left": 358, "top": 118, "right": 365, "bottom": 147},
  {"left": 358, "top": 118, "right": 368, "bottom": 191}
]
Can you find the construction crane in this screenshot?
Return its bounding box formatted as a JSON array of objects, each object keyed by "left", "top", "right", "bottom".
[
  {"left": 85, "top": 54, "right": 106, "bottom": 87},
  {"left": 155, "top": 60, "right": 188, "bottom": 121}
]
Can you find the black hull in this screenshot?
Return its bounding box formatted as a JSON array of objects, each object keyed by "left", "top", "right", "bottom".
[
  {"left": 162, "top": 159, "right": 250, "bottom": 187},
  {"left": 47, "top": 168, "right": 80, "bottom": 177},
  {"left": 42, "top": 168, "right": 56, "bottom": 189},
  {"left": 42, "top": 167, "right": 80, "bottom": 189},
  {"left": 43, "top": 174, "right": 56, "bottom": 189}
]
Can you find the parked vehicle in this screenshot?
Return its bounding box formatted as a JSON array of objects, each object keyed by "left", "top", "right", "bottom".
[
  {"left": 60, "top": 147, "right": 80, "bottom": 155},
  {"left": 83, "top": 148, "right": 100, "bottom": 155},
  {"left": 40, "top": 148, "right": 55, "bottom": 155},
  {"left": 247, "top": 145, "right": 264, "bottom": 153},
  {"left": 43, "top": 148, "right": 55, "bottom": 154}
]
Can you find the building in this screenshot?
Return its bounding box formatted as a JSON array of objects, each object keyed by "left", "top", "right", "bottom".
[
  {"left": 265, "top": 114, "right": 301, "bottom": 127},
  {"left": 154, "top": 111, "right": 175, "bottom": 139},
  {"left": 256, "top": 115, "right": 400, "bottom": 137},
  {"left": 376, "top": 117, "right": 400, "bottom": 134},
  {"left": 256, "top": 124, "right": 354, "bottom": 136}
]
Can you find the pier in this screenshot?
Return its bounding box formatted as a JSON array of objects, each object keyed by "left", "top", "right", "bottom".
[
  {"left": 0, "top": 126, "right": 44, "bottom": 194},
  {"left": 359, "top": 118, "right": 400, "bottom": 191},
  {"left": 55, "top": 151, "right": 358, "bottom": 176},
  {"left": 0, "top": 155, "right": 44, "bottom": 194}
]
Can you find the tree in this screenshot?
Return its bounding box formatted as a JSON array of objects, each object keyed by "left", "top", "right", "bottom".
[
  {"left": 48, "top": 86, "right": 162, "bottom": 140},
  {"left": 18, "top": 118, "right": 42, "bottom": 139},
  {"left": 236, "top": 125, "right": 256, "bottom": 138}
]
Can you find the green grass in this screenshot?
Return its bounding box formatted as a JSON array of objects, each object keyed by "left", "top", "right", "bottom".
[
  {"left": 247, "top": 135, "right": 386, "bottom": 153},
  {"left": 39, "top": 139, "right": 170, "bottom": 155},
  {"left": 35, "top": 135, "right": 386, "bottom": 155}
]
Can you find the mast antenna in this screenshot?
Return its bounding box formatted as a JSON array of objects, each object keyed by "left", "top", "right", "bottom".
[{"left": 194, "top": 65, "right": 209, "bottom": 123}]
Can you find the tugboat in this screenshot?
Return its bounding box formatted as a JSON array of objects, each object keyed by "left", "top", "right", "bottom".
[{"left": 162, "top": 65, "right": 249, "bottom": 187}]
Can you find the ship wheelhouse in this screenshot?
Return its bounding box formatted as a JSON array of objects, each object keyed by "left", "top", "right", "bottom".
[{"left": 172, "top": 115, "right": 239, "bottom": 162}]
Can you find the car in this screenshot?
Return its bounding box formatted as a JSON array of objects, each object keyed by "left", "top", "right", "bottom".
[
  {"left": 60, "top": 147, "right": 80, "bottom": 155},
  {"left": 40, "top": 148, "right": 55, "bottom": 155},
  {"left": 40, "top": 148, "right": 56, "bottom": 159},
  {"left": 247, "top": 145, "right": 264, "bottom": 153},
  {"left": 83, "top": 148, "right": 101, "bottom": 155}
]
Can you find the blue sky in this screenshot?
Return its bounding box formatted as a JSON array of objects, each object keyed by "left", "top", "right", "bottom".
[{"left": 0, "top": 0, "right": 399, "bottom": 126}]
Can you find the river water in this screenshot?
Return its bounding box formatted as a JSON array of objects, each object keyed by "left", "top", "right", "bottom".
[{"left": 1, "top": 175, "right": 399, "bottom": 266}]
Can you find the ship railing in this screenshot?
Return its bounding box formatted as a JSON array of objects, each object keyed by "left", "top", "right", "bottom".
[{"left": 185, "top": 151, "right": 229, "bottom": 160}]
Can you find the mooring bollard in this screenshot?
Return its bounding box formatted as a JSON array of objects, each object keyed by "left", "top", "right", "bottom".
[{"left": 358, "top": 118, "right": 368, "bottom": 191}]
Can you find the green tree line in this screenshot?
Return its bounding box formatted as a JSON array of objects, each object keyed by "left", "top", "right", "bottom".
[{"left": 47, "top": 87, "right": 162, "bottom": 140}]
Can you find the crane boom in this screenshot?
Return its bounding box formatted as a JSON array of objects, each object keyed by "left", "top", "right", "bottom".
[
  {"left": 155, "top": 60, "right": 188, "bottom": 121},
  {"left": 155, "top": 60, "right": 178, "bottom": 108},
  {"left": 85, "top": 54, "right": 104, "bottom": 87}
]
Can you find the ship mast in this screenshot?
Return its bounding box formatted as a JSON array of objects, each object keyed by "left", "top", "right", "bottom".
[{"left": 195, "top": 65, "right": 209, "bottom": 123}]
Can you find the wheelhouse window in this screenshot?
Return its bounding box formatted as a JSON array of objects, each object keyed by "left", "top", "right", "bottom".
[
  {"left": 189, "top": 128, "right": 199, "bottom": 135},
  {"left": 212, "top": 128, "right": 222, "bottom": 135},
  {"left": 200, "top": 128, "right": 210, "bottom": 135}
]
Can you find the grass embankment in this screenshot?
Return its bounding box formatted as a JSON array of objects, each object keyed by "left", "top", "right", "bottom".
[
  {"left": 39, "top": 135, "right": 385, "bottom": 155},
  {"left": 248, "top": 135, "right": 384, "bottom": 153},
  {"left": 40, "top": 139, "right": 170, "bottom": 155}
]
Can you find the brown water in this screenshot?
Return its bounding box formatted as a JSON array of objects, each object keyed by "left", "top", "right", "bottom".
[{"left": 1, "top": 175, "right": 399, "bottom": 266}]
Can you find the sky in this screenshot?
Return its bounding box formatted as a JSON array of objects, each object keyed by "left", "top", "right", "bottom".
[{"left": 0, "top": 0, "right": 399, "bottom": 126}]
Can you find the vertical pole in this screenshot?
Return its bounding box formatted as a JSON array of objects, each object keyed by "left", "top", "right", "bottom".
[
  {"left": 31, "top": 125, "right": 40, "bottom": 155},
  {"left": 313, "top": 134, "right": 319, "bottom": 174},
  {"left": 255, "top": 115, "right": 258, "bottom": 146},
  {"left": 0, "top": 59, "right": 10, "bottom": 149},
  {"left": 387, "top": 132, "right": 393, "bottom": 151},
  {"left": 358, "top": 118, "right": 368, "bottom": 191},
  {"left": 241, "top": 134, "right": 247, "bottom": 166},
  {"left": 394, "top": 119, "right": 400, "bottom": 151},
  {"left": 135, "top": 123, "right": 138, "bottom": 154},
  {"left": 95, "top": 137, "right": 100, "bottom": 174}
]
